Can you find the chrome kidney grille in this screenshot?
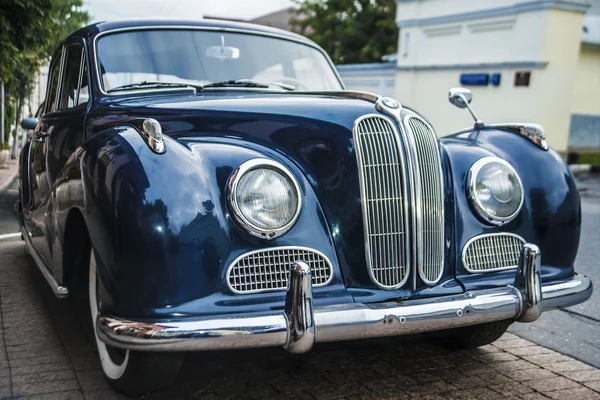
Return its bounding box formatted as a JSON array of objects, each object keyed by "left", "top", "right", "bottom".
[
  {"left": 353, "top": 116, "right": 410, "bottom": 288},
  {"left": 405, "top": 116, "right": 445, "bottom": 284},
  {"left": 227, "top": 247, "right": 333, "bottom": 294},
  {"left": 463, "top": 233, "right": 525, "bottom": 273}
]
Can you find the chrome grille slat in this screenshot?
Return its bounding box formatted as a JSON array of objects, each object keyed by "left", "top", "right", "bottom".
[
  {"left": 353, "top": 115, "right": 409, "bottom": 288},
  {"left": 405, "top": 116, "right": 445, "bottom": 285},
  {"left": 462, "top": 234, "right": 526, "bottom": 273},
  {"left": 227, "top": 247, "right": 333, "bottom": 294}
]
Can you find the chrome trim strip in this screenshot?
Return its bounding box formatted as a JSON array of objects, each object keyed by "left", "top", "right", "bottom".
[
  {"left": 227, "top": 158, "right": 302, "bottom": 240},
  {"left": 467, "top": 157, "right": 525, "bottom": 226},
  {"left": 225, "top": 246, "right": 334, "bottom": 294},
  {"left": 450, "top": 123, "right": 549, "bottom": 151},
  {"left": 404, "top": 115, "right": 445, "bottom": 285},
  {"left": 92, "top": 25, "right": 346, "bottom": 96},
  {"left": 96, "top": 267, "right": 593, "bottom": 352},
  {"left": 21, "top": 227, "right": 69, "bottom": 298},
  {"left": 352, "top": 114, "right": 411, "bottom": 289},
  {"left": 462, "top": 233, "right": 526, "bottom": 273}
]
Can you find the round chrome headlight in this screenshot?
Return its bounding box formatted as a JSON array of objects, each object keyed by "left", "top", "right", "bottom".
[
  {"left": 467, "top": 157, "right": 524, "bottom": 225},
  {"left": 228, "top": 159, "right": 301, "bottom": 239}
]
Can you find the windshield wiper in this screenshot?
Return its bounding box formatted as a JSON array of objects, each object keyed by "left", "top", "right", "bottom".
[
  {"left": 107, "top": 79, "right": 295, "bottom": 94},
  {"left": 107, "top": 81, "right": 205, "bottom": 93},
  {"left": 203, "top": 79, "right": 295, "bottom": 91}
]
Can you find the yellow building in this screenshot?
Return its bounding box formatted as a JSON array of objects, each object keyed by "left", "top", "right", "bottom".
[{"left": 338, "top": 0, "right": 600, "bottom": 154}]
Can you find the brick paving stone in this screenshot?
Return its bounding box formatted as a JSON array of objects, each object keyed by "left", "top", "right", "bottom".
[
  {"left": 442, "top": 388, "right": 504, "bottom": 400},
  {"left": 583, "top": 381, "right": 600, "bottom": 392},
  {"left": 472, "top": 352, "right": 520, "bottom": 363},
  {"left": 504, "top": 345, "right": 555, "bottom": 357},
  {"left": 16, "top": 391, "right": 84, "bottom": 400},
  {"left": 526, "top": 376, "right": 583, "bottom": 393},
  {"left": 488, "top": 382, "right": 534, "bottom": 396},
  {"left": 11, "top": 379, "right": 80, "bottom": 397},
  {"left": 544, "top": 387, "right": 600, "bottom": 400},
  {"left": 519, "top": 394, "right": 552, "bottom": 400},
  {"left": 9, "top": 362, "right": 73, "bottom": 377},
  {"left": 0, "top": 387, "right": 12, "bottom": 400},
  {"left": 499, "top": 367, "right": 560, "bottom": 382},
  {"left": 523, "top": 353, "right": 575, "bottom": 366},
  {"left": 544, "top": 360, "right": 597, "bottom": 373},
  {"left": 489, "top": 360, "right": 540, "bottom": 371},
  {"left": 560, "top": 369, "right": 600, "bottom": 382},
  {"left": 492, "top": 338, "right": 536, "bottom": 349},
  {"left": 10, "top": 370, "right": 76, "bottom": 386}
]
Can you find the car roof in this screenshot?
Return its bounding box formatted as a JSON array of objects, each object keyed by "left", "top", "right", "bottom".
[{"left": 65, "top": 19, "right": 315, "bottom": 46}]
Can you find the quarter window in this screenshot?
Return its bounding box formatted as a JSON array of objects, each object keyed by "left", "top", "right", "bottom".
[
  {"left": 46, "top": 55, "right": 62, "bottom": 113},
  {"left": 59, "top": 44, "right": 84, "bottom": 109},
  {"left": 78, "top": 61, "right": 89, "bottom": 105}
]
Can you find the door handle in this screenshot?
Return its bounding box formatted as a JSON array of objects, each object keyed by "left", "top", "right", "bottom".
[{"left": 32, "top": 131, "right": 49, "bottom": 141}]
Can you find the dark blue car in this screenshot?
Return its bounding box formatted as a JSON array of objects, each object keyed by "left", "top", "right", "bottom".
[{"left": 18, "top": 19, "right": 592, "bottom": 395}]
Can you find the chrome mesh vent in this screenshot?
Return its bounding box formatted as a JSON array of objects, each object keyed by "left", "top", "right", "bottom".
[
  {"left": 353, "top": 115, "right": 410, "bottom": 288},
  {"left": 462, "top": 234, "right": 525, "bottom": 273},
  {"left": 405, "top": 116, "right": 445, "bottom": 285},
  {"left": 227, "top": 247, "right": 332, "bottom": 294}
]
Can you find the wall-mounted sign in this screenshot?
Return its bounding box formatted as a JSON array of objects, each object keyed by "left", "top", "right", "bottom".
[
  {"left": 460, "top": 73, "right": 489, "bottom": 86},
  {"left": 515, "top": 71, "right": 531, "bottom": 87},
  {"left": 490, "top": 73, "right": 501, "bottom": 86}
]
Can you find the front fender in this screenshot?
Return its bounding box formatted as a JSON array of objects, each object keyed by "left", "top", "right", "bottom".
[
  {"left": 442, "top": 129, "right": 581, "bottom": 290},
  {"left": 77, "top": 126, "right": 347, "bottom": 319}
]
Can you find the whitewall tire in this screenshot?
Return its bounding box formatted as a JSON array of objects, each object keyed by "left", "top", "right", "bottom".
[{"left": 88, "top": 249, "right": 184, "bottom": 396}]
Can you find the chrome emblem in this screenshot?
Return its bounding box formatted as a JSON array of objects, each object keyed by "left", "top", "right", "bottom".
[{"left": 381, "top": 97, "right": 400, "bottom": 109}]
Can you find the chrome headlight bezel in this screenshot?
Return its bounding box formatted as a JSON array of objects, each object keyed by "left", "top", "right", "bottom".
[
  {"left": 227, "top": 158, "right": 302, "bottom": 239},
  {"left": 467, "top": 157, "right": 524, "bottom": 225}
]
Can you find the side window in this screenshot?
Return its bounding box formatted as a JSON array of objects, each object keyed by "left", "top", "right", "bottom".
[
  {"left": 78, "top": 60, "right": 89, "bottom": 105},
  {"left": 46, "top": 55, "right": 62, "bottom": 113},
  {"left": 58, "top": 43, "right": 83, "bottom": 110}
]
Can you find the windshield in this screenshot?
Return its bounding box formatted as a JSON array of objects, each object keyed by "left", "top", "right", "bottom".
[{"left": 96, "top": 29, "right": 343, "bottom": 92}]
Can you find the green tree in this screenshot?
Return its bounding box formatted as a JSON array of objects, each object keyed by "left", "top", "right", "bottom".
[
  {"left": 0, "top": 0, "right": 88, "bottom": 150},
  {"left": 292, "top": 0, "right": 398, "bottom": 64}
]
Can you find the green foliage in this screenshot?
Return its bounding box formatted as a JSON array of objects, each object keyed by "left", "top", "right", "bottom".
[
  {"left": 3, "top": 98, "right": 14, "bottom": 143},
  {"left": 0, "top": 0, "right": 89, "bottom": 128},
  {"left": 0, "top": 142, "right": 10, "bottom": 151},
  {"left": 292, "top": 0, "right": 398, "bottom": 64}
]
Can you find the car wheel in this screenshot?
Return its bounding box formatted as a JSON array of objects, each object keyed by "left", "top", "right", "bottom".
[
  {"left": 89, "top": 250, "right": 183, "bottom": 396},
  {"left": 428, "top": 320, "right": 513, "bottom": 349}
]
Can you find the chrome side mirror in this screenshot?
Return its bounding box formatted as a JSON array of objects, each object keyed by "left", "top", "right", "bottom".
[
  {"left": 448, "top": 87, "right": 472, "bottom": 109},
  {"left": 21, "top": 118, "right": 38, "bottom": 130},
  {"left": 448, "top": 87, "right": 484, "bottom": 129}
]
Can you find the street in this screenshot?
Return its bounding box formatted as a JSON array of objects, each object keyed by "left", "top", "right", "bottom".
[{"left": 0, "top": 173, "right": 599, "bottom": 399}]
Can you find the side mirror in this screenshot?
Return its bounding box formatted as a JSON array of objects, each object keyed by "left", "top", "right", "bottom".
[
  {"left": 448, "top": 87, "right": 473, "bottom": 109},
  {"left": 448, "top": 87, "right": 483, "bottom": 128},
  {"left": 21, "top": 118, "right": 38, "bottom": 130}
]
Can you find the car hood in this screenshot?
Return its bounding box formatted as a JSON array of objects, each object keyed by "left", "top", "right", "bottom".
[{"left": 90, "top": 91, "right": 380, "bottom": 287}]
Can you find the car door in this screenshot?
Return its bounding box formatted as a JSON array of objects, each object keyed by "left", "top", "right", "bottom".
[
  {"left": 25, "top": 48, "right": 64, "bottom": 266},
  {"left": 27, "top": 41, "right": 90, "bottom": 275}
]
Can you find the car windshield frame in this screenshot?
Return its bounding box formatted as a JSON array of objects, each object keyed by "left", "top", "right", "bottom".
[{"left": 93, "top": 26, "right": 346, "bottom": 96}]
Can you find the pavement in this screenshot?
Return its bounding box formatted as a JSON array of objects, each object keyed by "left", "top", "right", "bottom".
[
  {"left": 1, "top": 236, "right": 600, "bottom": 400},
  {"left": 0, "top": 158, "right": 18, "bottom": 201},
  {"left": 0, "top": 163, "right": 599, "bottom": 399},
  {"left": 510, "top": 172, "right": 600, "bottom": 368}
]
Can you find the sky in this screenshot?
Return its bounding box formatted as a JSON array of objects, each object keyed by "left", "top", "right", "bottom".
[{"left": 83, "top": 0, "right": 296, "bottom": 23}]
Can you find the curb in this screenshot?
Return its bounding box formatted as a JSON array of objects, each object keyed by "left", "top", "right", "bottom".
[
  {"left": 569, "top": 164, "right": 600, "bottom": 174},
  {"left": 0, "top": 172, "right": 18, "bottom": 194}
]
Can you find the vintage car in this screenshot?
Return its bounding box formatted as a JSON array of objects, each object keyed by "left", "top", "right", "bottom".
[{"left": 18, "top": 19, "right": 592, "bottom": 395}]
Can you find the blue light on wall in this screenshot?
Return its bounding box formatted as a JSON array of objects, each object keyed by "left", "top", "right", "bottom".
[{"left": 460, "top": 73, "right": 489, "bottom": 86}]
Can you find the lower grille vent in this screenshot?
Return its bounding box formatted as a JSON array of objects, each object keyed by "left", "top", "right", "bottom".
[
  {"left": 227, "top": 247, "right": 332, "bottom": 294},
  {"left": 462, "top": 233, "right": 526, "bottom": 273}
]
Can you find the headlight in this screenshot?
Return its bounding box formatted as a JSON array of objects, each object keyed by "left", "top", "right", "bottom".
[
  {"left": 467, "top": 157, "right": 524, "bottom": 225},
  {"left": 228, "top": 159, "right": 301, "bottom": 238}
]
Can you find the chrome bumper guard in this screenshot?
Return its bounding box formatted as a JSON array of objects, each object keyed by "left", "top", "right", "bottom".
[{"left": 97, "top": 244, "right": 593, "bottom": 353}]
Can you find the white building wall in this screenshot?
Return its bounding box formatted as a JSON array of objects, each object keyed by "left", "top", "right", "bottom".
[{"left": 391, "top": 0, "right": 590, "bottom": 152}]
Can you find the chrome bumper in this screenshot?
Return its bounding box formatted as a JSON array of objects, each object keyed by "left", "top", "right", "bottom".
[{"left": 97, "top": 244, "right": 593, "bottom": 353}]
